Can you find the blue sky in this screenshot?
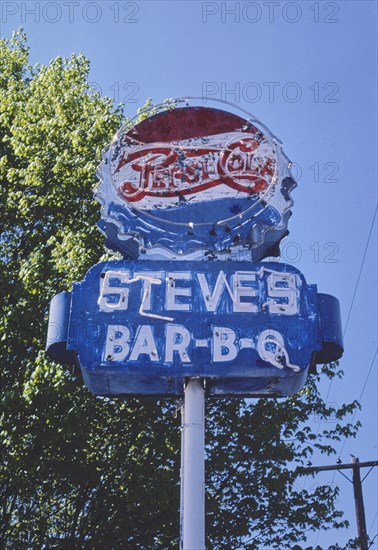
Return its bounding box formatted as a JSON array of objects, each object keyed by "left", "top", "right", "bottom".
[{"left": 1, "top": 1, "right": 377, "bottom": 547}]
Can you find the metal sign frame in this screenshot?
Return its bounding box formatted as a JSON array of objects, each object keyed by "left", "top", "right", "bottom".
[{"left": 47, "top": 259, "right": 343, "bottom": 398}]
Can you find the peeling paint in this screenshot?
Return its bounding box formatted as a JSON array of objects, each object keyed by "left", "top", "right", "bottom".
[{"left": 95, "top": 99, "right": 296, "bottom": 260}]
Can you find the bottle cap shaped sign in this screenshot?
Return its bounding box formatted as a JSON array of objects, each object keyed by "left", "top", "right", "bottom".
[{"left": 95, "top": 98, "right": 296, "bottom": 261}]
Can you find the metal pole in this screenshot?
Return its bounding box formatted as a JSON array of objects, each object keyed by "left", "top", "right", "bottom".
[
  {"left": 351, "top": 457, "right": 368, "bottom": 550},
  {"left": 180, "top": 378, "right": 205, "bottom": 550}
]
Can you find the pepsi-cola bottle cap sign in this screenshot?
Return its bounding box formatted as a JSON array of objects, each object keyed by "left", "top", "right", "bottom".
[{"left": 95, "top": 98, "right": 296, "bottom": 260}]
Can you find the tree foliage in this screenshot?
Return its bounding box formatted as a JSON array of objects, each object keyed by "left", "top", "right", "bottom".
[{"left": 0, "top": 31, "right": 362, "bottom": 549}]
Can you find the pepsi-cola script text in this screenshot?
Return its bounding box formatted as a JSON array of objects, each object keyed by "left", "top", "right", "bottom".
[{"left": 114, "top": 136, "right": 274, "bottom": 202}]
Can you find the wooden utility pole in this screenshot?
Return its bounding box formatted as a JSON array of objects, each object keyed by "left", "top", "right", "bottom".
[
  {"left": 299, "top": 458, "right": 378, "bottom": 550},
  {"left": 351, "top": 457, "right": 368, "bottom": 550}
]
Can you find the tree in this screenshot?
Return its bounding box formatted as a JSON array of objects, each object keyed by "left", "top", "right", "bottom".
[{"left": 0, "top": 31, "right": 362, "bottom": 549}]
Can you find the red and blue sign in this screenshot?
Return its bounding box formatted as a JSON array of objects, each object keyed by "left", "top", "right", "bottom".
[
  {"left": 46, "top": 99, "right": 343, "bottom": 397},
  {"left": 95, "top": 100, "right": 295, "bottom": 261},
  {"left": 46, "top": 259, "right": 343, "bottom": 397}
]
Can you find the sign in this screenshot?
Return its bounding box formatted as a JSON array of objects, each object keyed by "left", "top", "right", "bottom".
[
  {"left": 46, "top": 99, "right": 344, "bottom": 398},
  {"left": 46, "top": 260, "right": 343, "bottom": 397},
  {"left": 96, "top": 100, "right": 296, "bottom": 261}
]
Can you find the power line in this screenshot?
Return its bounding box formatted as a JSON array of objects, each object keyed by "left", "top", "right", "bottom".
[
  {"left": 300, "top": 459, "right": 378, "bottom": 474},
  {"left": 357, "top": 348, "right": 378, "bottom": 404},
  {"left": 343, "top": 203, "right": 377, "bottom": 338},
  {"left": 317, "top": 204, "right": 377, "bottom": 436},
  {"left": 337, "top": 347, "right": 378, "bottom": 460},
  {"left": 300, "top": 457, "right": 378, "bottom": 550},
  {"left": 368, "top": 510, "right": 378, "bottom": 535},
  {"left": 368, "top": 532, "right": 378, "bottom": 549}
]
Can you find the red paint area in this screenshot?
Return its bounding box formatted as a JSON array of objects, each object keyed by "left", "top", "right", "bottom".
[
  {"left": 113, "top": 107, "right": 274, "bottom": 204},
  {"left": 124, "top": 107, "right": 258, "bottom": 144}
]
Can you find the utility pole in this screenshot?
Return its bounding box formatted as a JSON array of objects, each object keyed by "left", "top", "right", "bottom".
[
  {"left": 352, "top": 457, "right": 368, "bottom": 550},
  {"left": 299, "top": 458, "right": 378, "bottom": 550}
]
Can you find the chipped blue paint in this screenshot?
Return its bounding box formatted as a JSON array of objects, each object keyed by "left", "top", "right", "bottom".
[{"left": 46, "top": 260, "right": 343, "bottom": 397}]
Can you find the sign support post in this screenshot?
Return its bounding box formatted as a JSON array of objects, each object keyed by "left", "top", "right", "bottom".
[{"left": 180, "top": 378, "right": 205, "bottom": 550}]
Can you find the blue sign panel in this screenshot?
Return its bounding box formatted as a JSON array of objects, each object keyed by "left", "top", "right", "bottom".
[{"left": 46, "top": 260, "right": 343, "bottom": 397}]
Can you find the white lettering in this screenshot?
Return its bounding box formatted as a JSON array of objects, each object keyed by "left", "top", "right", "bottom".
[
  {"left": 267, "top": 272, "right": 299, "bottom": 314},
  {"left": 134, "top": 270, "right": 163, "bottom": 310},
  {"left": 165, "top": 324, "right": 191, "bottom": 363},
  {"left": 98, "top": 271, "right": 131, "bottom": 311},
  {"left": 98, "top": 267, "right": 301, "bottom": 318},
  {"left": 232, "top": 271, "right": 258, "bottom": 312},
  {"left": 197, "top": 271, "right": 233, "bottom": 312},
  {"left": 98, "top": 271, "right": 172, "bottom": 321},
  {"left": 103, "top": 325, "right": 130, "bottom": 362},
  {"left": 257, "top": 329, "right": 301, "bottom": 372},
  {"left": 212, "top": 326, "right": 238, "bottom": 362},
  {"left": 166, "top": 272, "right": 192, "bottom": 311},
  {"left": 129, "top": 325, "right": 159, "bottom": 362}
]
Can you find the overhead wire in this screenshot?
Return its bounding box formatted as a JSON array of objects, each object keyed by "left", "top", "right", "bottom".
[
  {"left": 316, "top": 203, "right": 378, "bottom": 436},
  {"left": 343, "top": 203, "right": 377, "bottom": 337},
  {"left": 336, "top": 347, "right": 378, "bottom": 460},
  {"left": 310, "top": 205, "right": 377, "bottom": 548}
]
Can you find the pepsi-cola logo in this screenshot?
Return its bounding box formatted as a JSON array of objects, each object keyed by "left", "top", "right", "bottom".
[
  {"left": 96, "top": 102, "right": 295, "bottom": 260},
  {"left": 113, "top": 134, "right": 275, "bottom": 204}
]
